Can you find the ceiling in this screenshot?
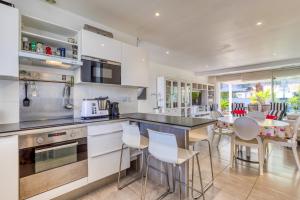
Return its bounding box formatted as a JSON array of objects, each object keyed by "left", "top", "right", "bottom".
[{"left": 53, "top": 0, "right": 300, "bottom": 73}]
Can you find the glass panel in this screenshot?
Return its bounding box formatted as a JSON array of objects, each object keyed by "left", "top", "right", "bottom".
[
  {"left": 166, "top": 80, "right": 172, "bottom": 108},
  {"left": 273, "top": 76, "right": 300, "bottom": 112},
  {"left": 186, "top": 83, "right": 192, "bottom": 107},
  {"left": 181, "top": 108, "right": 185, "bottom": 117},
  {"left": 35, "top": 143, "right": 78, "bottom": 173},
  {"left": 181, "top": 82, "right": 186, "bottom": 107},
  {"left": 172, "top": 81, "right": 178, "bottom": 108},
  {"left": 220, "top": 83, "right": 229, "bottom": 112}
]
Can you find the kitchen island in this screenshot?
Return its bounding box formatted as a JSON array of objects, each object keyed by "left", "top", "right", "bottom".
[{"left": 123, "top": 113, "right": 217, "bottom": 195}]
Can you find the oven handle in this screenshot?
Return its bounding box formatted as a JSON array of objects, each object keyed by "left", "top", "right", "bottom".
[{"left": 35, "top": 142, "right": 79, "bottom": 153}]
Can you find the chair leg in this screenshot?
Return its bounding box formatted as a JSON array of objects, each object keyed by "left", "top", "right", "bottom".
[
  {"left": 217, "top": 135, "right": 222, "bottom": 148},
  {"left": 206, "top": 140, "right": 214, "bottom": 181},
  {"left": 117, "top": 144, "right": 125, "bottom": 190},
  {"left": 292, "top": 145, "right": 300, "bottom": 171},
  {"left": 230, "top": 136, "right": 235, "bottom": 168},
  {"left": 196, "top": 154, "right": 205, "bottom": 200},
  {"left": 142, "top": 155, "right": 151, "bottom": 200},
  {"left": 258, "top": 146, "right": 264, "bottom": 175},
  {"left": 178, "top": 165, "right": 182, "bottom": 200}
]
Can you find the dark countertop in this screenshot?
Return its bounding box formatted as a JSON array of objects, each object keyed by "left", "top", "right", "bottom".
[
  {"left": 0, "top": 116, "right": 126, "bottom": 134},
  {"left": 0, "top": 113, "right": 216, "bottom": 135},
  {"left": 124, "top": 113, "right": 216, "bottom": 129}
]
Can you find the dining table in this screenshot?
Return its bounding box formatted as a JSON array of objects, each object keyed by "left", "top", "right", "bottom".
[{"left": 217, "top": 115, "right": 291, "bottom": 162}]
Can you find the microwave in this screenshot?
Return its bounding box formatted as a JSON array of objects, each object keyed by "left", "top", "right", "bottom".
[{"left": 81, "top": 56, "right": 121, "bottom": 85}]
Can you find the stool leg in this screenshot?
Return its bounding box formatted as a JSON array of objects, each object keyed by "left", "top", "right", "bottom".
[
  {"left": 117, "top": 144, "right": 125, "bottom": 190},
  {"left": 140, "top": 151, "right": 144, "bottom": 199},
  {"left": 196, "top": 154, "right": 205, "bottom": 200},
  {"left": 142, "top": 154, "right": 151, "bottom": 200},
  {"left": 178, "top": 165, "right": 182, "bottom": 200},
  {"left": 206, "top": 140, "right": 214, "bottom": 182}
]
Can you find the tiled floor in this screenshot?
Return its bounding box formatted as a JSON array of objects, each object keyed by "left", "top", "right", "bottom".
[{"left": 78, "top": 136, "right": 300, "bottom": 200}]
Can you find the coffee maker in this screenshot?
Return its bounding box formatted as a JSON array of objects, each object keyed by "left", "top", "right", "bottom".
[
  {"left": 81, "top": 97, "right": 110, "bottom": 119},
  {"left": 109, "top": 102, "right": 120, "bottom": 116}
]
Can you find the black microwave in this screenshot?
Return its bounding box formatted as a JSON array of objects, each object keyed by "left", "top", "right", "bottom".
[{"left": 81, "top": 56, "right": 121, "bottom": 85}]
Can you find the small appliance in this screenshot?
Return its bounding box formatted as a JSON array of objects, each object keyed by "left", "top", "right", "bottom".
[
  {"left": 109, "top": 102, "right": 120, "bottom": 116},
  {"left": 81, "top": 97, "right": 110, "bottom": 119}
]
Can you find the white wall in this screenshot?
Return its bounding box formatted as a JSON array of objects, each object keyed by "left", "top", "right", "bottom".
[{"left": 138, "top": 62, "right": 207, "bottom": 113}]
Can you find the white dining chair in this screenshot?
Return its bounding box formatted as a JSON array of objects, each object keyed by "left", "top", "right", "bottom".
[
  {"left": 118, "top": 123, "right": 149, "bottom": 198},
  {"left": 231, "top": 117, "right": 264, "bottom": 175},
  {"left": 247, "top": 111, "right": 265, "bottom": 120},
  {"left": 143, "top": 129, "right": 205, "bottom": 200},
  {"left": 263, "top": 116, "right": 300, "bottom": 170},
  {"left": 211, "top": 111, "right": 234, "bottom": 148}
]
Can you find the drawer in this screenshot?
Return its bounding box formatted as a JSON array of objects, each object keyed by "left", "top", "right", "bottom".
[
  {"left": 87, "top": 121, "right": 128, "bottom": 136},
  {"left": 88, "top": 131, "right": 123, "bottom": 157},
  {"left": 88, "top": 148, "right": 130, "bottom": 183}
]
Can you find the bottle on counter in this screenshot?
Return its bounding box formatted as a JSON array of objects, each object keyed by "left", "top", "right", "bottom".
[{"left": 22, "top": 37, "right": 29, "bottom": 51}]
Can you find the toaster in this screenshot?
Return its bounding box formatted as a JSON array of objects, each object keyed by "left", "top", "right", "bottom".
[{"left": 81, "top": 98, "right": 109, "bottom": 119}]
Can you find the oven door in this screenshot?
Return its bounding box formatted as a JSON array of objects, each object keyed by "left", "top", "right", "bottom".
[{"left": 19, "top": 138, "right": 87, "bottom": 199}]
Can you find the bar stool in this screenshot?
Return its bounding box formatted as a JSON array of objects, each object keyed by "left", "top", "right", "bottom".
[
  {"left": 189, "top": 128, "right": 214, "bottom": 196},
  {"left": 118, "top": 123, "right": 149, "bottom": 197},
  {"left": 142, "top": 129, "right": 205, "bottom": 200}
]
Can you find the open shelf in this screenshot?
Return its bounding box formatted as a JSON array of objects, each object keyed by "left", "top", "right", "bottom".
[
  {"left": 21, "top": 31, "right": 78, "bottom": 48},
  {"left": 19, "top": 51, "right": 82, "bottom": 70}
]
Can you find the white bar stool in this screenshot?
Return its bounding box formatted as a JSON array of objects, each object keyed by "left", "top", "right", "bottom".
[
  {"left": 189, "top": 128, "right": 214, "bottom": 196},
  {"left": 142, "top": 129, "right": 205, "bottom": 200},
  {"left": 118, "top": 123, "right": 149, "bottom": 198}
]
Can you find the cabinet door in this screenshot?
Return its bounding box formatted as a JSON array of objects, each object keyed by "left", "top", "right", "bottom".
[
  {"left": 81, "top": 30, "right": 122, "bottom": 62},
  {"left": 0, "top": 5, "right": 19, "bottom": 78},
  {"left": 172, "top": 81, "right": 179, "bottom": 108},
  {"left": 122, "top": 44, "right": 149, "bottom": 87},
  {"left": 181, "top": 82, "right": 186, "bottom": 107},
  {"left": 0, "top": 135, "right": 18, "bottom": 200},
  {"left": 165, "top": 80, "right": 172, "bottom": 109}
]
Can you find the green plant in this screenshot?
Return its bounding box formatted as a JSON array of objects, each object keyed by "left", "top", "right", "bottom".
[
  {"left": 288, "top": 96, "right": 300, "bottom": 111},
  {"left": 250, "top": 89, "right": 271, "bottom": 105},
  {"left": 220, "top": 99, "right": 229, "bottom": 111}
]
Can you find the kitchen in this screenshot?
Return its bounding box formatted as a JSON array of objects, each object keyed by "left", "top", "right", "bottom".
[{"left": 1, "top": 1, "right": 300, "bottom": 200}]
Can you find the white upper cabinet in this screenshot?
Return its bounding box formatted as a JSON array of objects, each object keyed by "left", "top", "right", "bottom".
[
  {"left": 0, "top": 4, "right": 19, "bottom": 78},
  {"left": 81, "top": 29, "right": 122, "bottom": 62},
  {"left": 121, "top": 43, "right": 149, "bottom": 87}
]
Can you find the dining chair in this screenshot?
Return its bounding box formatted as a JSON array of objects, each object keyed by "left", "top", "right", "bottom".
[
  {"left": 118, "top": 123, "right": 149, "bottom": 198},
  {"left": 231, "top": 117, "right": 264, "bottom": 175},
  {"left": 247, "top": 111, "right": 265, "bottom": 120},
  {"left": 231, "top": 103, "right": 247, "bottom": 117},
  {"left": 143, "top": 129, "right": 205, "bottom": 200},
  {"left": 263, "top": 116, "right": 300, "bottom": 170},
  {"left": 267, "top": 102, "right": 288, "bottom": 120},
  {"left": 211, "top": 110, "right": 234, "bottom": 148}
]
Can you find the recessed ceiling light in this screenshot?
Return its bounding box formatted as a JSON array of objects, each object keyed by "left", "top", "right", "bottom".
[
  {"left": 101, "top": 44, "right": 105, "bottom": 47},
  {"left": 165, "top": 51, "right": 170, "bottom": 55},
  {"left": 272, "top": 52, "right": 277, "bottom": 56},
  {"left": 256, "top": 21, "right": 263, "bottom": 26},
  {"left": 155, "top": 12, "right": 160, "bottom": 17},
  {"left": 142, "top": 58, "right": 145, "bottom": 62}
]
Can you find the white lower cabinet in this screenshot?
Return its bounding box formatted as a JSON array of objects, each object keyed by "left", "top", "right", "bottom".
[
  {"left": 88, "top": 149, "right": 130, "bottom": 183},
  {"left": 87, "top": 122, "right": 130, "bottom": 183},
  {"left": 0, "top": 135, "right": 18, "bottom": 200}
]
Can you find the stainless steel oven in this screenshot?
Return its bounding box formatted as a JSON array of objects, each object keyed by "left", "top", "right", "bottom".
[
  {"left": 19, "top": 127, "right": 87, "bottom": 200},
  {"left": 81, "top": 56, "right": 121, "bottom": 85}
]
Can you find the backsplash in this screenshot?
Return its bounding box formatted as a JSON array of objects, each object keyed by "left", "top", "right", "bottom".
[
  {"left": 73, "top": 83, "right": 138, "bottom": 118},
  {"left": 19, "top": 81, "right": 73, "bottom": 121}
]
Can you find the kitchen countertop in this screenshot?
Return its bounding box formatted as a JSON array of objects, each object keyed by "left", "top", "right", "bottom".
[
  {"left": 0, "top": 116, "right": 126, "bottom": 135},
  {"left": 0, "top": 113, "right": 216, "bottom": 135},
  {"left": 124, "top": 113, "right": 216, "bottom": 129}
]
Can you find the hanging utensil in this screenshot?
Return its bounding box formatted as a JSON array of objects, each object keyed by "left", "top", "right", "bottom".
[
  {"left": 23, "top": 82, "right": 30, "bottom": 107},
  {"left": 63, "top": 83, "right": 73, "bottom": 110},
  {"left": 31, "top": 81, "right": 38, "bottom": 97}
]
